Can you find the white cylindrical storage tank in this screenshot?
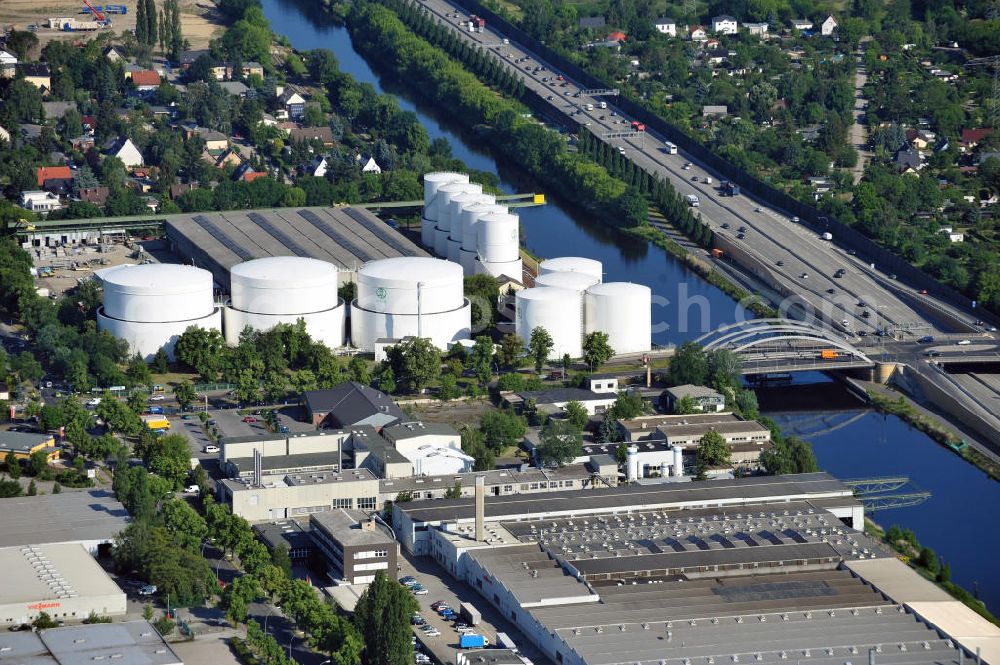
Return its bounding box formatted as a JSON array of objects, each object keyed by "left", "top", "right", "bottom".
[
  {"left": 535, "top": 270, "right": 600, "bottom": 291},
  {"left": 225, "top": 257, "right": 345, "bottom": 349},
  {"left": 660, "top": 461, "right": 670, "bottom": 478},
  {"left": 627, "top": 444, "right": 640, "bottom": 482},
  {"left": 433, "top": 182, "right": 481, "bottom": 257},
  {"left": 461, "top": 203, "right": 507, "bottom": 252},
  {"left": 447, "top": 192, "right": 494, "bottom": 263},
  {"left": 672, "top": 445, "right": 684, "bottom": 477},
  {"left": 515, "top": 287, "right": 582, "bottom": 358},
  {"left": 422, "top": 172, "right": 468, "bottom": 248},
  {"left": 539, "top": 256, "right": 603, "bottom": 284},
  {"left": 477, "top": 212, "right": 520, "bottom": 263},
  {"left": 584, "top": 282, "right": 652, "bottom": 355},
  {"left": 352, "top": 257, "right": 470, "bottom": 351},
  {"left": 584, "top": 278, "right": 653, "bottom": 354},
  {"left": 96, "top": 263, "right": 221, "bottom": 361}
]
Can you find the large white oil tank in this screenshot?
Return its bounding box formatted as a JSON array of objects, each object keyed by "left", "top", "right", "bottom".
[
  {"left": 459, "top": 203, "right": 508, "bottom": 272},
  {"left": 433, "top": 182, "right": 481, "bottom": 257},
  {"left": 422, "top": 172, "right": 468, "bottom": 248},
  {"left": 224, "top": 257, "right": 345, "bottom": 350},
  {"left": 539, "top": 257, "right": 603, "bottom": 284},
  {"left": 584, "top": 282, "right": 652, "bottom": 355},
  {"left": 476, "top": 211, "right": 522, "bottom": 281},
  {"left": 535, "top": 270, "right": 600, "bottom": 291},
  {"left": 447, "top": 192, "right": 494, "bottom": 263},
  {"left": 96, "top": 263, "right": 221, "bottom": 361},
  {"left": 352, "top": 257, "right": 471, "bottom": 351},
  {"left": 515, "top": 287, "right": 582, "bottom": 358}
]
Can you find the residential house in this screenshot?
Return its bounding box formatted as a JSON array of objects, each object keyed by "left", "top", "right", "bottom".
[
  {"left": 195, "top": 128, "right": 229, "bottom": 153},
  {"left": 960, "top": 128, "right": 992, "bottom": 152},
  {"left": 507, "top": 387, "right": 616, "bottom": 416},
  {"left": 178, "top": 49, "right": 209, "bottom": 68},
  {"left": 21, "top": 191, "right": 63, "bottom": 213},
  {"left": 241, "top": 62, "right": 264, "bottom": 78},
  {"left": 213, "top": 149, "right": 243, "bottom": 169},
  {"left": 894, "top": 146, "right": 922, "bottom": 173},
  {"left": 0, "top": 50, "right": 17, "bottom": 78},
  {"left": 578, "top": 16, "right": 606, "bottom": 29},
  {"left": 662, "top": 385, "right": 726, "bottom": 413},
  {"left": 287, "top": 126, "right": 335, "bottom": 147},
  {"left": 941, "top": 227, "right": 964, "bottom": 242},
  {"left": 219, "top": 81, "right": 250, "bottom": 97},
  {"left": 149, "top": 105, "right": 177, "bottom": 120},
  {"left": 745, "top": 22, "right": 769, "bottom": 36},
  {"left": 36, "top": 166, "right": 74, "bottom": 194},
  {"left": 80, "top": 186, "right": 109, "bottom": 205},
  {"left": 304, "top": 155, "right": 328, "bottom": 178},
  {"left": 906, "top": 129, "right": 935, "bottom": 150},
  {"left": 280, "top": 90, "right": 307, "bottom": 120},
  {"left": 234, "top": 162, "right": 266, "bottom": 182},
  {"left": 0, "top": 382, "right": 8, "bottom": 400},
  {"left": 607, "top": 31, "right": 627, "bottom": 42},
  {"left": 688, "top": 25, "right": 708, "bottom": 41},
  {"left": 653, "top": 18, "right": 676, "bottom": 36},
  {"left": 210, "top": 64, "right": 233, "bottom": 81},
  {"left": 169, "top": 182, "right": 198, "bottom": 200},
  {"left": 705, "top": 48, "right": 728, "bottom": 65},
  {"left": 82, "top": 115, "right": 96, "bottom": 132},
  {"left": 821, "top": 15, "right": 838, "bottom": 35},
  {"left": 261, "top": 113, "right": 278, "bottom": 127},
  {"left": 128, "top": 70, "right": 161, "bottom": 93},
  {"left": 790, "top": 19, "right": 813, "bottom": 31},
  {"left": 103, "top": 45, "right": 126, "bottom": 62},
  {"left": 70, "top": 135, "right": 96, "bottom": 151},
  {"left": 18, "top": 63, "right": 51, "bottom": 91},
  {"left": 106, "top": 137, "right": 145, "bottom": 168},
  {"left": 360, "top": 155, "right": 382, "bottom": 174},
  {"left": 711, "top": 15, "right": 738, "bottom": 34},
  {"left": 702, "top": 105, "right": 728, "bottom": 117}
]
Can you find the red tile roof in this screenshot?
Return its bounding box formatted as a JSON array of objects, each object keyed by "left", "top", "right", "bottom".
[
  {"left": 961, "top": 128, "right": 992, "bottom": 145},
  {"left": 242, "top": 171, "right": 267, "bottom": 182},
  {"left": 36, "top": 166, "right": 73, "bottom": 187},
  {"left": 131, "top": 70, "right": 161, "bottom": 87}
]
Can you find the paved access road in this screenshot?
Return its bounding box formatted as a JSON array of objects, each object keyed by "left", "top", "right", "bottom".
[{"left": 417, "top": 3, "right": 981, "bottom": 339}]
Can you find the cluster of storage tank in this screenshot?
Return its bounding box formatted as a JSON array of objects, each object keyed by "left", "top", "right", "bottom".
[
  {"left": 515, "top": 257, "right": 652, "bottom": 359},
  {"left": 97, "top": 255, "right": 471, "bottom": 360},
  {"left": 422, "top": 172, "right": 522, "bottom": 281}
]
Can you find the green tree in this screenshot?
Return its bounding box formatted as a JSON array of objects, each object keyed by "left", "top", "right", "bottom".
[
  {"left": 673, "top": 394, "right": 699, "bottom": 415},
  {"left": 496, "top": 333, "right": 523, "bottom": 370},
  {"left": 96, "top": 398, "right": 142, "bottom": 437},
  {"left": 27, "top": 479, "right": 37, "bottom": 495},
  {"left": 127, "top": 354, "right": 153, "bottom": 388},
  {"left": 667, "top": 342, "right": 709, "bottom": 386},
  {"left": 29, "top": 450, "right": 49, "bottom": 476},
  {"left": 537, "top": 418, "right": 583, "bottom": 466},
  {"left": 480, "top": 410, "right": 526, "bottom": 450},
  {"left": 464, "top": 274, "right": 499, "bottom": 329},
  {"left": 528, "top": 327, "right": 554, "bottom": 373},
  {"left": 271, "top": 542, "right": 293, "bottom": 578},
  {"left": 147, "top": 434, "right": 193, "bottom": 488},
  {"left": 4, "top": 450, "right": 20, "bottom": 479},
  {"left": 582, "top": 331, "right": 615, "bottom": 370},
  {"left": 470, "top": 336, "right": 494, "bottom": 386},
  {"left": 695, "top": 429, "right": 731, "bottom": 479},
  {"left": 563, "top": 400, "right": 589, "bottom": 431},
  {"left": 152, "top": 348, "right": 170, "bottom": 374},
  {"left": 353, "top": 570, "right": 418, "bottom": 665},
  {"left": 52, "top": 482, "right": 62, "bottom": 494},
  {"left": 386, "top": 338, "right": 441, "bottom": 393},
  {"left": 174, "top": 382, "right": 197, "bottom": 411},
  {"left": 444, "top": 482, "right": 462, "bottom": 499},
  {"left": 609, "top": 391, "right": 646, "bottom": 420},
  {"left": 917, "top": 546, "right": 940, "bottom": 575}
]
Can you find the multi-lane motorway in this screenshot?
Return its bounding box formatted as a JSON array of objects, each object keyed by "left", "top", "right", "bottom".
[{"left": 419, "top": 0, "right": 986, "bottom": 339}]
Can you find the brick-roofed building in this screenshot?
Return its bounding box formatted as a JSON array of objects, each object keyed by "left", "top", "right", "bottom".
[
  {"left": 129, "top": 70, "right": 161, "bottom": 91},
  {"left": 36, "top": 166, "right": 73, "bottom": 193},
  {"left": 303, "top": 382, "right": 405, "bottom": 430}
]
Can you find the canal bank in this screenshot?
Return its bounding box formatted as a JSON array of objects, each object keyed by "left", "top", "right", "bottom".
[{"left": 259, "top": 0, "right": 999, "bottom": 617}]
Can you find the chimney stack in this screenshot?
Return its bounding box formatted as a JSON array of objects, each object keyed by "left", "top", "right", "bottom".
[{"left": 475, "top": 475, "right": 485, "bottom": 541}]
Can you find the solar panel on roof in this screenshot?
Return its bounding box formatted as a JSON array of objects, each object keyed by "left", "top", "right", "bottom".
[
  {"left": 341, "top": 207, "right": 414, "bottom": 256},
  {"left": 247, "top": 212, "right": 313, "bottom": 257},
  {"left": 193, "top": 215, "right": 255, "bottom": 260},
  {"left": 298, "top": 210, "right": 375, "bottom": 262}
]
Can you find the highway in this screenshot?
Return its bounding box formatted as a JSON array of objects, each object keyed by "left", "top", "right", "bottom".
[{"left": 417, "top": 0, "right": 985, "bottom": 341}]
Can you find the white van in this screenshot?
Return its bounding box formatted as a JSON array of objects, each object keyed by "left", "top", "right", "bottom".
[
  {"left": 664, "top": 142, "right": 678, "bottom": 154},
  {"left": 599, "top": 101, "right": 607, "bottom": 109}
]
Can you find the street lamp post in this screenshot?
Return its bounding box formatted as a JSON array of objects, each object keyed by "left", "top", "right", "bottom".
[
  {"left": 287, "top": 636, "right": 296, "bottom": 660},
  {"left": 264, "top": 605, "right": 276, "bottom": 634}
]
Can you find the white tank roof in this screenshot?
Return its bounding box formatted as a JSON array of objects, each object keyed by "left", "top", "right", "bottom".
[
  {"left": 98, "top": 263, "right": 212, "bottom": 296},
  {"left": 516, "top": 286, "right": 573, "bottom": 303},
  {"left": 538, "top": 257, "right": 603, "bottom": 282},
  {"left": 587, "top": 281, "right": 650, "bottom": 297},
  {"left": 424, "top": 171, "right": 469, "bottom": 185},
  {"left": 358, "top": 257, "right": 463, "bottom": 288},
  {"left": 535, "top": 271, "right": 599, "bottom": 291},
  {"left": 230, "top": 256, "right": 338, "bottom": 290}
]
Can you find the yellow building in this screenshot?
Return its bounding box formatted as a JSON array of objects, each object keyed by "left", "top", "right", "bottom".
[{"left": 0, "top": 431, "right": 59, "bottom": 461}]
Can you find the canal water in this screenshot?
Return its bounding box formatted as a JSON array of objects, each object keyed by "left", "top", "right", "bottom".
[{"left": 260, "top": 0, "right": 999, "bottom": 613}]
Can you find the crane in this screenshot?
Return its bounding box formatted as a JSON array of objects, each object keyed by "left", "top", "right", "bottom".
[{"left": 81, "top": 0, "right": 107, "bottom": 23}]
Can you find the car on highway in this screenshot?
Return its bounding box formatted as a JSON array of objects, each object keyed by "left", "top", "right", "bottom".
[
  {"left": 862, "top": 311, "right": 871, "bottom": 318},
  {"left": 925, "top": 350, "right": 941, "bottom": 357},
  {"left": 919, "top": 336, "right": 935, "bottom": 343},
  {"left": 185, "top": 484, "right": 201, "bottom": 494},
  {"left": 827, "top": 288, "right": 836, "bottom": 294},
  {"left": 738, "top": 226, "right": 746, "bottom": 233},
  {"left": 546, "top": 95, "right": 553, "bottom": 100},
  {"left": 791, "top": 216, "right": 800, "bottom": 223},
  {"left": 776, "top": 260, "right": 784, "bottom": 266},
  {"left": 415, "top": 654, "right": 431, "bottom": 664},
  {"left": 800, "top": 272, "right": 809, "bottom": 279},
  {"left": 858, "top": 331, "right": 868, "bottom": 337},
  {"left": 204, "top": 445, "right": 220, "bottom": 453},
  {"left": 682, "top": 162, "right": 691, "bottom": 169},
  {"left": 149, "top": 394, "right": 165, "bottom": 401},
  {"left": 919, "top": 289, "right": 928, "bottom": 295},
  {"left": 957, "top": 340, "right": 972, "bottom": 345},
  {"left": 755, "top": 207, "right": 763, "bottom": 213},
  {"left": 721, "top": 223, "right": 730, "bottom": 229},
  {"left": 975, "top": 320, "right": 985, "bottom": 327},
  {"left": 736, "top": 233, "right": 745, "bottom": 240}
]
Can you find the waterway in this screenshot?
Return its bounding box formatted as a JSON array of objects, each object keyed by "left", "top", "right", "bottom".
[{"left": 259, "top": 0, "right": 999, "bottom": 614}]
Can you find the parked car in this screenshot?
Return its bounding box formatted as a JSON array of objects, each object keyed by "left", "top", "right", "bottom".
[
  {"left": 149, "top": 394, "right": 165, "bottom": 401},
  {"left": 138, "top": 584, "right": 158, "bottom": 596},
  {"left": 957, "top": 340, "right": 972, "bottom": 346},
  {"left": 412, "top": 587, "right": 429, "bottom": 595},
  {"left": 184, "top": 485, "right": 201, "bottom": 494},
  {"left": 204, "top": 445, "right": 220, "bottom": 454},
  {"left": 242, "top": 416, "right": 257, "bottom": 423}
]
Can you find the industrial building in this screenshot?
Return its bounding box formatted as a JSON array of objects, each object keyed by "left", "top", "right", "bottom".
[
  {"left": 303, "top": 383, "right": 405, "bottom": 430},
  {"left": 253, "top": 519, "right": 314, "bottom": 563},
  {"left": 220, "top": 468, "right": 381, "bottom": 522},
  {"left": 223, "top": 256, "right": 345, "bottom": 349},
  {"left": 350, "top": 257, "right": 472, "bottom": 351},
  {"left": 310, "top": 509, "right": 397, "bottom": 586},
  {"left": 0, "top": 490, "right": 130, "bottom": 554},
  {"left": 164, "top": 206, "right": 428, "bottom": 291},
  {"left": 380, "top": 422, "right": 473, "bottom": 475},
  {"left": 0, "top": 543, "right": 126, "bottom": 625},
  {"left": 0, "top": 431, "right": 58, "bottom": 461},
  {"left": 219, "top": 428, "right": 356, "bottom": 476},
  {"left": 0, "top": 621, "right": 183, "bottom": 665},
  {"left": 420, "top": 172, "right": 522, "bottom": 281},
  {"left": 95, "top": 263, "right": 222, "bottom": 360},
  {"left": 662, "top": 383, "right": 727, "bottom": 412},
  {"left": 393, "top": 473, "right": 996, "bottom": 665}
]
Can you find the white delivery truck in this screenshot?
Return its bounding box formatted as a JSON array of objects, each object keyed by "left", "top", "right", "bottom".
[
  {"left": 821, "top": 232, "right": 833, "bottom": 241},
  {"left": 599, "top": 101, "right": 607, "bottom": 109},
  {"left": 685, "top": 194, "right": 700, "bottom": 207}
]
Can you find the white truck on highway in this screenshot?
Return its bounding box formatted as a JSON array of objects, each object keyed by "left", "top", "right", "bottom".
[
  {"left": 685, "top": 194, "right": 700, "bottom": 207},
  {"left": 584, "top": 103, "right": 594, "bottom": 111},
  {"left": 821, "top": 232, "right": 833, "bottom": 241}
]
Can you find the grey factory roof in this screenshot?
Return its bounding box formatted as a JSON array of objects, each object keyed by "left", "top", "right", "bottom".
[
  {"left": 381, "top": 421, "right": 460, "bottom": 443},
  {"left": 310, "top": 508, "right": 394, "bottom": 546},
  {"left": 0, "top": 490, "right": 129, "bottom": 548},
  {"left": 379, "top": 464, "right": 596, "bottom": 495},
  {"left": 304, "top": 382, "right": 405, "bottom": 428},
  {"left": 617, "top": 412, "right": 739, "bottom": 433},
  {"left": 0, "top": 430, "right": 55, "bottom": 454},
  {"left": 663, "top": 384, "right": 724, "bottom": 399},
  {"left": 164, "top": 206, "right": 428, "bottom": 288},
  {"left": 221, "top": 467, "right": 376, "bottom": 491},
  {"left": 466, "top": 544, "right": 597, "bottom": 606},
  {"left": 0, "top": 621, "right": 182, "bottom": 665},
  {"left": 399, "top": 473, "right": 851, "bottom": 523},
  {"left": 254, "top": 519, "right": 313, "bottom": 553},
  {"left": 228, "top": 451, "right": 342, "bottom": 475},
  {"left": 0, "top": 543, "right": 125, "bottom": 604}
]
